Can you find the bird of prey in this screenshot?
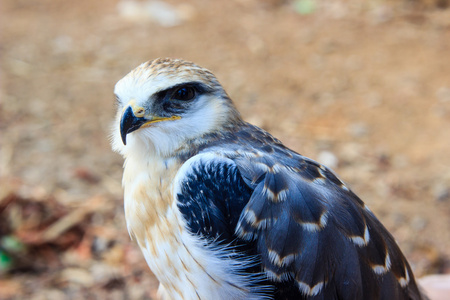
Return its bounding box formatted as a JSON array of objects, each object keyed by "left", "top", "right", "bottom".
[{"left": 112, "top": 58, "right": 423, "bottom": 300}]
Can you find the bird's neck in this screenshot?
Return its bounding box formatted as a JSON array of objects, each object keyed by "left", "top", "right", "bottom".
[{"left": 122, "top": 150, "right": 182, "bottom": 241}]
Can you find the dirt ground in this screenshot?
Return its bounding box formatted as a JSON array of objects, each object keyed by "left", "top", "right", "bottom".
[{"left": 1, "top": 0, "right": 450, "bottom": 299}]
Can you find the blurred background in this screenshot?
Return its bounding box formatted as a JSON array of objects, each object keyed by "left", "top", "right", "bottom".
[{"left": 1, "top": 0, "right": 449, "bottom": 299}]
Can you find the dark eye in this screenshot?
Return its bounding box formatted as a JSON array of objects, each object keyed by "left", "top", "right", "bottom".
[{"left": 172, "top": 86, "right": 195, "bottom": 101}]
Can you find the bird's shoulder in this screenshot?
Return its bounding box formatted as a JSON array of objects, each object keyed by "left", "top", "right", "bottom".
[{"left": 174, "top": 152, "right": 252, "bottom": 245}]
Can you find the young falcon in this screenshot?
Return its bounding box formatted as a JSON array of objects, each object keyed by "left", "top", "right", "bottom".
[{"left": 112, "top": 58, "right": 423, "bottom": 300}]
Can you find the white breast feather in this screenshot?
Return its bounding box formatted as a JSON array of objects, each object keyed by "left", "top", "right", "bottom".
[{"left": 123, "top": 151, "right": 269, "bottom": 299}]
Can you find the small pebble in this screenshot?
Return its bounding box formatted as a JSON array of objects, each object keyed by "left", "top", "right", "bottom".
[
  {"left": 317, "top": 151, "right": 338, "bottom": 169},
  {"left": 348, "top": 122, "right": 369, "bottom": 138},
  {"left": 117, "top": 0, "right": 182, "bottom": 27},
  {"left": 410, "top": 216, "right": 427, "bottom": 231},
  {"left": 60, "top": 268, "right": 94, "bottom": 287},
  {"left": 433, "top": 183, "right": 450, "bottom": 202}
]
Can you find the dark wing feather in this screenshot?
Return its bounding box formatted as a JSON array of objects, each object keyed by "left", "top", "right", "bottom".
[
  {"left": 232, "top": 142, "right": 422, "bottom": 300},
  {"left": 176, "top": 124, "right": 423, "bottom": 299},
  {"left": 177, "top": 157, "right": 252, "bottom": 245}
]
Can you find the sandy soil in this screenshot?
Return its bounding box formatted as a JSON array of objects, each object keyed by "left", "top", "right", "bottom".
[{"left": 1, "top": 0, "right": 449, "bottom": 298}]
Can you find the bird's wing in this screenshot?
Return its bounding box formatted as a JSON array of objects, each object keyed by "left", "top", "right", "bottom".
[
  {"left": 233, "top": 149, "right": 423, "bottom": 300},
  {"left": 175, "top": 149, "right": 422, "bottom": 300}
]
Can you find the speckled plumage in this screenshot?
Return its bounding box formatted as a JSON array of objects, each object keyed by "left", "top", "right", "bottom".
[{"left": 112, "top": 58, "right": 424, "bottom": 300}]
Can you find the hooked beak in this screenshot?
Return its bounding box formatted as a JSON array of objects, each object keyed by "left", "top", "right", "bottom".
[{"left": 120, "top": 105, "right": 181, "bottom": 145}]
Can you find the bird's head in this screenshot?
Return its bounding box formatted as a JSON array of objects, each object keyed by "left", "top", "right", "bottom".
[{"left": 111, "top": 58, "right": 242, "bottom": 158}]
